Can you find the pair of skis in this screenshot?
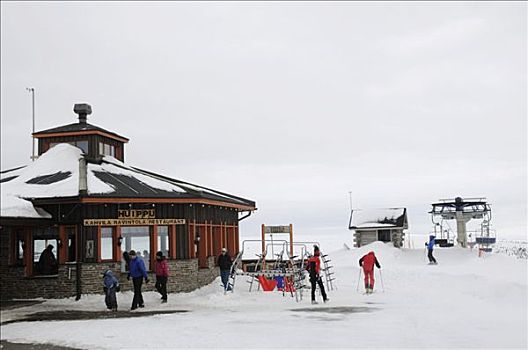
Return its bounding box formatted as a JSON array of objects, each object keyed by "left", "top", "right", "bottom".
[{"left": 355, "top": 268, "right": 385, "bottom": 293}]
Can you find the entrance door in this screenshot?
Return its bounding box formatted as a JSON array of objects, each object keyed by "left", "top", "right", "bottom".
[{"left": 378, "top": 230, "right": 391, "bottom": 243}]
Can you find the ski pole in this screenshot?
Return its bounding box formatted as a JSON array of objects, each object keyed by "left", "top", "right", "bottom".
[
  {"left": 356, "top": 269, "right": 362, "bottom": 292},
  {"left": 379, "top": 269, "right": 385, "bottom": 293}
]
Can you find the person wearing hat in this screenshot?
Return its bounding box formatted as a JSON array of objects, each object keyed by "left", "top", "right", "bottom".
[
  {"left": 128, "top": 250, "right": 148, "bottom": 310},
  {"left": 154, "top": 251, "right": 169, "bottom": 303},
  {"left": 217, "top": 248, "right": 232, "bottom": 291}
]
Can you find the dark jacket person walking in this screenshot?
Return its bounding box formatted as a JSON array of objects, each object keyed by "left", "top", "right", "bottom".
[
  {"left": 217, "top": 248, "right": 232, "bottom": 291},
  {"left": 128, "top": 250, "right": 148, "bottom": 310}
]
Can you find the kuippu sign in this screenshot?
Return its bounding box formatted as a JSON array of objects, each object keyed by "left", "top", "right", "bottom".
[{"left": 118, "top": 209, "right": 155, "bottom": 219}]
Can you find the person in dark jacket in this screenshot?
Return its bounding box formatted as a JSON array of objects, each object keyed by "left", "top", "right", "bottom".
[
  {"left": 359, "top": 251, "right": 381, "bottom": 294},
  {"left": 154, "top": 251, "right": 169, "bottom": 303},
  {"left": 38, "top": 244, "right": 58, "bottom": 275},
  {"left": 426, "top": 235, "right": 437, "bottom": 264},
  {"left": 217, "top": 248, "right": 232, "bottom": 291},
  {"left": 306, "top": 246, "right": 328, "bottom": 304},
  {"left": 128, "top": 250, "right": 148, "bottom": 310},
  {"left": 102, "top": 269, "right": 120, "bottom": 311}
]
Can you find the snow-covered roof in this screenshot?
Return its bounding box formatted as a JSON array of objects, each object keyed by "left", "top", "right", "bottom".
[
  {"left": 349, "top": 208, "right": 407, "bottom": 230},
  {"left": 1, "top": 143, "right": 255, "bottom": 218},
  {"left": 1, "top": 194, "right": 52, "bottom": 219}
]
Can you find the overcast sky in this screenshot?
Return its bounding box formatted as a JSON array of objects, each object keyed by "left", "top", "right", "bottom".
[{"left": 1, "top": 2, "right": 526, "bottom": 246}]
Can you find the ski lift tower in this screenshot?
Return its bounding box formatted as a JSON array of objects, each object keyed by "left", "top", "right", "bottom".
[{"left": 430, "top": 197, "right": 491, "bottom": 248}]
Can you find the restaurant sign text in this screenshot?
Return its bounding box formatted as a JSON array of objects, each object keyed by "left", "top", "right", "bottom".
[{"left": 83, "top": 218, "right": 186, "bottom": 226}]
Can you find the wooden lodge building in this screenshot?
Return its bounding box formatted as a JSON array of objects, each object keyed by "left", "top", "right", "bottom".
[
  {"left": 0, "top": 103, "right": 256, "bottom": 300},
  {"left": 348, "top": 208, "right": 408, "bottom": 248}
]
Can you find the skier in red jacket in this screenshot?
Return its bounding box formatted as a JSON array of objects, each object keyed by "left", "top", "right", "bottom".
[
  {"left": 359, "top": 251, "right": 381, "bottom": 294},
  {"left": 306, "top": 246, "right": 328, "bottom": 304}
]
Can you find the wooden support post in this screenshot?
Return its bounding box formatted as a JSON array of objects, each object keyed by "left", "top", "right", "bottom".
[
  {"left": 289, "top": 223, "right": 294, "bottom": 257},
  {"left": 235, "top": 226, "right": 240, "bottom": 255},
  {"left": 261, "top": 224, "right": 265, "bottom": 256},
  {"left": 96, "top": 226, "right": 102, "bottom": 263},
  {"left": 170, "top": 225, "right": 176, "bottom": 259},
  {"left": 188, "top": 222, "right": 195, "bottom": 259},
  {"left": 151, "top": 225, "right": 158, "bottom": 269},
  {"left": 208, "top": 222, "right": 211, "bottom": 257},
  {"left": 58, "top": 225, "right": 67, "bottom": 264},
  {"left": 24, "top": 229, "right": 33, "bottom": 277},
  {"left": 114, "top": 226, "right": 121, "bottom": 262}
]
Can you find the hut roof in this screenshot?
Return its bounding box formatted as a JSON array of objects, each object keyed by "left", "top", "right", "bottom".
[
  {"left": 32, "top": 122, "right": 129, "bottom": 142},
  {"left": 349, "top": 208, "right": 407, "bottom": 230}
]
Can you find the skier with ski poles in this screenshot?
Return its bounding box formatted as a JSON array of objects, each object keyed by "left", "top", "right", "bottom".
[{"left": 359, "top": 251, "right": 381, "bottom": 294}]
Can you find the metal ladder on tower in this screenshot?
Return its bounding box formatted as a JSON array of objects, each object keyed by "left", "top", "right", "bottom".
[{"left": 320, "top": 252, "right": 336, "bottom": 291}]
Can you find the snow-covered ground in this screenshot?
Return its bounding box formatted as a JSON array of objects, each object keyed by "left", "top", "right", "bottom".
[{"left": 1, "top": 242, "right": 527, "bottom": 349}]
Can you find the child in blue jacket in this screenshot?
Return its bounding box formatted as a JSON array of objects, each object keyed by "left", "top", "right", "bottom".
[{"left": 103, "top": 269, "right": 120, "bottom": 311}]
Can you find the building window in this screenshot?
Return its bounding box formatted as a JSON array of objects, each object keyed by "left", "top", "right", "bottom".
[
  {"left": 121, "top": 226, "right": 151, "bottom": 271},
  {"left": 99, "top": 142, "right": 116, "bottom": 157},
  {"left": 76, "top": 140, "right": 89, "bottom": 154},
  {"left": 49, "top": 141, "right": 88, "bottom": 154},
  {"left": 34, "top": 239, "right": 58, "bottom": 275},
  {"left": 17, "top": 239, "right": 25, "bottom": 261},
  {"left": 101, "top": 227, "right": 114, "bottom": 260},
  {"left": 157, "top": 226, "right": 169, "bottom": 257}
]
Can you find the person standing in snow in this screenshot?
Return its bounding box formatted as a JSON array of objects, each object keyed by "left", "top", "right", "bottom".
[
  {"left": 306, "top": 246, "right": 328, "bottom": 304},
  {"left": 217, "top": 248, "right": 232, "bottom": 291},
  {"left": 359, "top": 251, "right": 381, "bottom": 294},
  {"left": 154, "top": 251, "right": 169, "bottom": 303},
  {"left": 102, "top": 269, "right": 120, "bottom": 311},
  {"left": 128, "top": 250, "right": 148, "bottom": 310},
  {"left": 426, "top": 235, "right": 437, "bottom": 264}
]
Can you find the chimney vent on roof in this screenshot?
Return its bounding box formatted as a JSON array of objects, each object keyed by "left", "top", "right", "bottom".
[{"left": 73, "top": 103, "right": 92, "bottom": 124}]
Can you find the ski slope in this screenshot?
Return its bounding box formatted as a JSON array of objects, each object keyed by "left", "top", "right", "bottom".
[{"left": 1, "top": 242, "right": 526, "bottom": 349}]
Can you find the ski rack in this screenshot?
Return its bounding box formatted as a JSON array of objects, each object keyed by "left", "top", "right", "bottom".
[
  {"left": 228, "top": 239, "right": 309, "bottom": 302},
  {"left": 290, "top": 241, "right": 337, "bottom": 294},
  {"left": 320, "top": 253, "right": 336, "bottom": 291},
  {"left": 249, "top": 241, "right": 288, "bottom": 292},
  {"left": 228, "top": 239, "right": 288, "bottom": 294}
]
